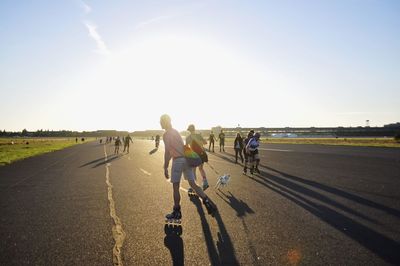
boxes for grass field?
[224,137,400,148]
[262,137,400,148]
[0,138,89,166]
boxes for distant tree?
[21,129,28,136]
[395,132,400,143]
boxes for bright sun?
[77,35,276,131]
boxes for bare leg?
[172,182,181,208]
[188,179,207,199]
[198,164,207,180]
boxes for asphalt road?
[0,140,399,265]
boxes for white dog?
[215,174,231,189]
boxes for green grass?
[223,137,400,148]
[262,137,400,148]
[0,138,87,166]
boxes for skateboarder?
[123,134,133,153]
[208,131,216,152]
[186,124,209,190]
[160,114,215,221]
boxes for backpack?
[184,144,202,167]
[246,137,259,152]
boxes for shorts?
[170,157,195,183]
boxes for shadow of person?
[246,169,400,264]
[149,148,158,155]
[92,154,122,168]
[164,224,184,266]
[216,190,255,217]
[79,156,107,168]
[189,195,239,265]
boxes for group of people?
[159,114,262,221]
[207,130,226,152]
[209,129,261,175]
[101,115,261,221]
[234,131,261,175]
[105,135,133,154]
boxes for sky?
[0,0,399,132]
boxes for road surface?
[1,140,399,265]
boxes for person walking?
[155,134,160,148]
[234,132,244,164]
[114,136,122,154]
[218,129,225,152]
[160,114,216,221]
[208,131,216,152]
[243,130,254,174]
[186,124,209,191]
[123,134,133,153]
[246,132,261,174]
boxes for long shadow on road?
[164,225,184,266]
[211,150,400,264]
[78,154,123,168]
[263,165,400,219]
[189,195,239,266]
[213,151,400,219]
[216,190,260,265]
[246,169,400,265]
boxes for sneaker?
[202,180,209,191]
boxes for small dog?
[215,174,231,189]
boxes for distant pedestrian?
[234,133,244,164]
[75,137,78,143]
[123,134,133,153]
[218,130,225,152]
[160,114,216,221]
[155,134,160,148]
[114,136,122,154]
[186,124,209,191]
[243,130,254,174]
[246,132,261,174]
[208,131,216,152]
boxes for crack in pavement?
[104,145,126,266]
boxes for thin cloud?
[135,15,174,29]
[80,1,92,14]
[84,21,110,55]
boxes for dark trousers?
[235,148,243,163]
[209,140,215,152]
